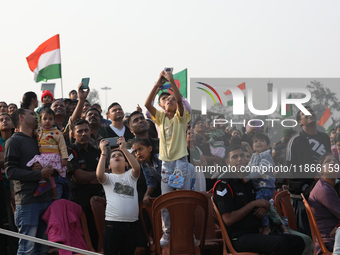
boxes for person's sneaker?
[194,234,199,246]
[34,181,51,197]
[160,233,169,247]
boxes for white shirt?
[102,170,139,222]
[109,124,125,137]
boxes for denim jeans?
[14,202,51,255]
[161,156,190,234]
[256,188,275,227]
[54,176,70,199]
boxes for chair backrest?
[195,192,219,240]
[79,211,95,252]
[211,197,260,255]
[90,196,106,253]
[139,198,156,250]
[152,190,208,255]
[301,193,332,255]
[274,190,297,231]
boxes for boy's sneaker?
[159,233,198,247]
[194,234,199,246]
[34,181,51,197]
[160,233,169,247]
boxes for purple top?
[309,178,340,252]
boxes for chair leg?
[135,246,147,255]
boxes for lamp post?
[267,81,273,135]
[101,86,112,112]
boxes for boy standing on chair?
[145,69,191,247]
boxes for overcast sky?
[1,0,340,114]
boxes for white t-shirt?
[102,170,139,222]
[109,125,125,137]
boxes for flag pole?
[59,34,64,98]
[60,78,64,99]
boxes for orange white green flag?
[224,82,246,106]
[26,34,62,83]
[317,106,333,133]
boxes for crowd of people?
[0,70,340,255]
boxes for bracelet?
[101,153,107,156]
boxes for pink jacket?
[42,199,88,255]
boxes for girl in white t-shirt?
[96,137,140,255]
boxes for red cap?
[41,90,54,102]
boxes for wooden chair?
[211,197,260,255]
[274,190,297,231]
[90,196,106,253]
[152,190,208,255]
[301,194,332,255]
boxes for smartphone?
[106,137,118,147]
[164,67,173,74]
[80,78,90,90]
[161,67,173,85]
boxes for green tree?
[87,89,100,105]
[306,80,340,125]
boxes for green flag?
[159,69,187,98]
[280,93,293,118]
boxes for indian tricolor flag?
[26,34,62,83]
[318,106,333,133]
[224,82,246,106]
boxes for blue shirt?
[246,149,275,190]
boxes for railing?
[0,228,100,255]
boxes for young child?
[145,70,191,246]
[69,89,78,101]
[132,137,162,205]
[36,90,54,114]
[27,108,68,198]
[145,89,191,120]
[96,137,140,255]
[245,132,275,235]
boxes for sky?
[1,0,340,114]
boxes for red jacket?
[42,199,88,255]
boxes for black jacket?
[5,132,52,205]
[286,130,331,195]
[105,125,134,141]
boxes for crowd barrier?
[0,228,100,255]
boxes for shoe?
[194,234,199,246]
[34,181,51,197]
[160,233,169,247]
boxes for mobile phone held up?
[80,78,90,90]
[160,67,173,89]
[106,137,118,147]
[164,67,173,74]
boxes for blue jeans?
[256,188,274,227]
[54,176,70,199]
[161,156,191,234]
[14,202,51,255]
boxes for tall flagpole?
[60,78,64,99]
[58,34,64,98]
